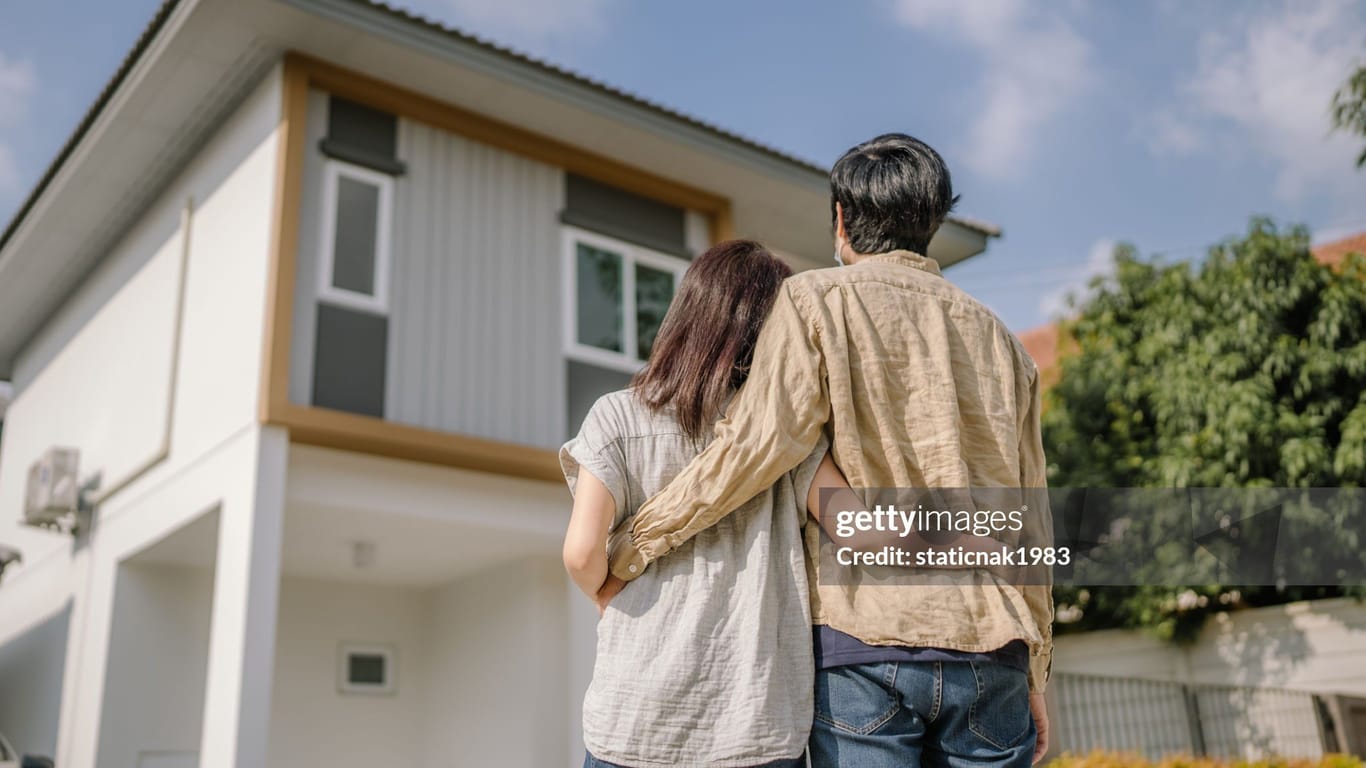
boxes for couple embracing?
[560,134,1054,768]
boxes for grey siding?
[386,117,566,449]
[292,90,740,452]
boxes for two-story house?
[0,1,997,766]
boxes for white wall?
[422,557,571,768]
[96,563,214,768]
[269,577,429,768]
[267,558,576,768]
[1054,597,1366,695]
[0,63,285,768]
[0,62,281,574]
[0,599,69,760]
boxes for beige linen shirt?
[609,250,1054,692]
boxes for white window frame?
[318,158,394,315]
[562,226,689,374]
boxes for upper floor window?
[563,226,688,374]
[318,159,393,315]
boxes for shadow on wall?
[0,600,69,761]
[1201,597,1366,691]
[1052,598,1366,757]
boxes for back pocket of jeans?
[967,661,1031,749]
[814,664,900,735]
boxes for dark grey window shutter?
[320,95,406,175]
[562,174,689,257]
[312,303,388,418]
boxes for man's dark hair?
[632,239,792,440]
[830,133,960,256]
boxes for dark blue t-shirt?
[813,625,1029,672]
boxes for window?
[318,159,393,315]
[338,643,396,695]
[563,226,687,374]
[312,158,394,417]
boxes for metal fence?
[1052,672,1331,759]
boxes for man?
[605,133,1052,767]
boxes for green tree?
[1332,63,1366,167]
[1043,219,1366,641]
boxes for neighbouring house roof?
[1018,231,1366,382]
[1312,231,1366,270]
[1018,324,1059,384]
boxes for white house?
[0,2,998,767]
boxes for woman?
[560,239,834,768]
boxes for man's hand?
[1030,692,1049,764]
[595,574,626,616]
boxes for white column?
[198,425,288,768]
[53,425,277,768]
[566,579,596,767]
[51,549,96,768]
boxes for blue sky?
[1,0,1364,331]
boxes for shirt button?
[628,565,638,573]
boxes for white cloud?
[1313,221,1366,246]
[0,52,35,126]
[891,0,1093,180]
[0,52,35,199]
[1141,110,1201,157]
[0,146,20,196]
[1039,238,1115,318]
[404,0,612,48]
[1153,0,1366,201]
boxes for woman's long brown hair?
[631,239,793,440]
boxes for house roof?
[0,0,1000,255]
[1018,231,1366,380]
[0,0,1001,380]
[1312,231,1366,270]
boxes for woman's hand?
[595,574,626,616]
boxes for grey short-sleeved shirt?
[561,389,826,768]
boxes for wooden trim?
[293,54,732,218]
[272,402,562,483]
[259,54,311,424]
[260,52,737,481]
[709,205,735,244]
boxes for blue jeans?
[585,753,804,768]
[809,661,1035,768]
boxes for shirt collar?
[857,250,942,277]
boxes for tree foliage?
[1043,219,1366,641]
[1332,63,1366,168]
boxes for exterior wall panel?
[390,116,566,449]
[1053,597,1366,695]
[291,92,567,450]
[0,67,282,568]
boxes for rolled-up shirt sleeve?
[560,394,629,527]
[608,282,830,581]
[1018,366,1055,693]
